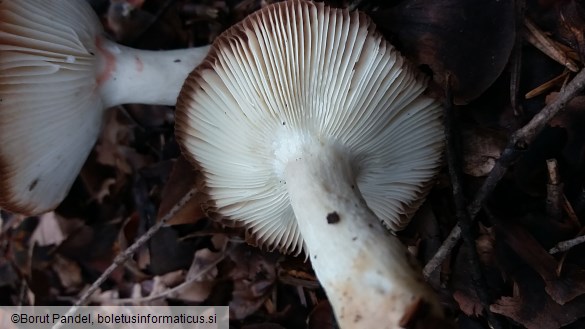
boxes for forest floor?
[2,0,585,328]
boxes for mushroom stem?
[283,143,442,328]
[97,38,210,107]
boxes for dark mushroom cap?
[372,0,516,104]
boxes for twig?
[18,277,28,306]
[546,159,563,220]
[77,187,196,305]
[510,0,526,115]
[525,18,579,72]
[105,247,229,304]
[134,0,179,44]
[525,71,570,99]
[423,225,461,279]
[424,67,585,279]
[550,234,585,254]
[439,75,503,329]
[555,226,585,275]
[53,187,197,328]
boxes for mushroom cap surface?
[176,0,444,254]
[0,0,103,214]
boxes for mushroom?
[176,1,445,328]
[371,0,516,104]
[0,0,209,214]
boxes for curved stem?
[96,38,210,107]
[283,144,442,328]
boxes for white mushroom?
[176,1,445,328]
[0,0,209,214]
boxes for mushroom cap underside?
[176,0,444,254]
[0,0,104,214]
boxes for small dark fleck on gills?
[327,212,340,224]
[29,178,39,191]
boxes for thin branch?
[106,247,229,304]
[546,159,563,220]
[77,187,196,306]
[550,235,585,254]
[525,18,579,72]
[423,225,460,279]
[52,187,197,329]
[440,75,502,329]
[425,67,585,279]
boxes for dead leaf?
[453,290,483,317]
[491,275,585,329]
[557,0,585,60]
[95,110,150,175]
[462,125,507,177]
[31,212,65,247]
[158,269,186,288]
[157,156,205,225]
[52,254,83,293]
[308,300,336,329]
[168,248,222,302]
[499,223,585,304]
[228,244,278,320]
[7,217,38,277]
[475,224,496,266]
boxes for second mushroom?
[0,0,209,214]
[176,1,446,328]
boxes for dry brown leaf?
[308,300,336,329]
[158,269,186,288]
[7,217,38,277]
[491,277,585,329]
[168,248,222,302]
[462,125,507,177]
[31,212,65,247]
[157,156,205,225]
[95,110,150,175]
[106,0,152,42]
[52,254,82,292]
[228,245,278,320]
[453,290,483,317]
[475,224,496,266]
[499,223,585,304]
[557,0,585,60]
